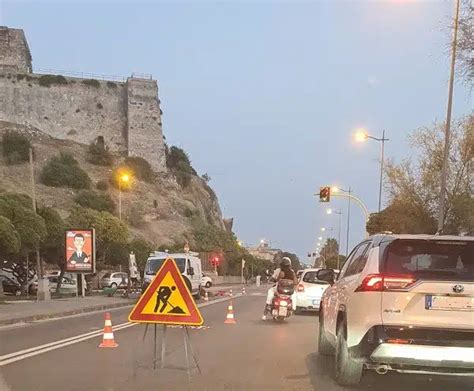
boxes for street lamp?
[332,186,352,256]
[354,128,389,212]
[118,173,130,220]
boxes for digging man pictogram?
[154,285,185,314]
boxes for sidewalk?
[0,296,135,326]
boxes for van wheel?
[318,311,335,355]
[335,321,363,386]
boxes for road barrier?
[98,312,118,348]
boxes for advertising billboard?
[65,229,95,273]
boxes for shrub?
[87,142,113,166]
[40,152,91,189]
[166,146,196,174]
[175,171,192,188]
[74,190,115,213]
[82,79,100,88]
[96,180,109,191]
[124,157,154,183]
[127,202,146,227]
[106,81,117,88]
[38,74,68,87]
[2,132,30,164]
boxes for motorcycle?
[270,279,295,321]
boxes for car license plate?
[278,307,288,316]
[425,295,473,311]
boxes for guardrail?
[34,68,127,82]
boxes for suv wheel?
[110,282,117,289]
[335,321,363,386]
[318,310,334,355]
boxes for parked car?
[100,272,129,289]
[317,234,474,386]
[295,268,329,312]
[0,275,21,296]
[47,276,77,294]
[143,251,202,299]
[201,273,213,288]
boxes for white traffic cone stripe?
[226,314,234,319]
[105,320,112,326]
[103,333,115,340]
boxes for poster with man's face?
[65,229,95,273]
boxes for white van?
[143,252,202,299]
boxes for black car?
[0,275,21,296]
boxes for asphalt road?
[0,292,473,391]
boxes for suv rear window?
[384,239,473,281]
[302,271,329,284]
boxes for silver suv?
[317,234,474,386]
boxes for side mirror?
[316,268,335,285]
[188,266,195,276]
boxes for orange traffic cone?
[224,300,237,324]
[242,286,246,295]
[99,312,118,348]
[204,291,209,302]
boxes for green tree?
[457,0,473,83]
[0,216,21,255]
[378,116,473,235]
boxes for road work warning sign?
[128,258,203,326]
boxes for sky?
[1,0,472,262]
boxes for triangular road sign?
[128,258,203,326]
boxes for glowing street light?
[354,129,368,143]
[321,227,326,232]
[318,236,323,241]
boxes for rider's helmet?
[280,257,291,268]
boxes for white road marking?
[0,294,244,366]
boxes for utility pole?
[30,147,49,301]
[345,187,352,257]
[377,130,388,212]
[438,0,461,233]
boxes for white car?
[201,274,213,288]
[100,272,129,289]
[317,234,474,386]
[295,268,329,312]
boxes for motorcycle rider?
[262,257,298,320]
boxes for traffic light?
[319,186,331,202]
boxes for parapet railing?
[34,68,127,82]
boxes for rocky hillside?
[0,121,224,248]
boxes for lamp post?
[118,173,130,220]
[354,129,389,212]
[332,186,352,256]
[438,0,461,233]
[327,208,342,269]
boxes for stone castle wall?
[0,26,166,172]
[0,27,32,73]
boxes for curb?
[0,301,135,327]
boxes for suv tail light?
[297,284,305,292]
[355,274,416,292]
